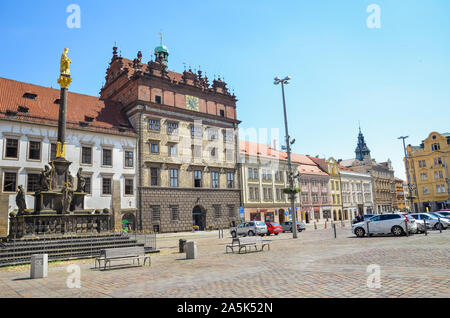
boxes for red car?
[265,222,282,236]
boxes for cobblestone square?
[0,227,449,298]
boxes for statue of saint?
[60,48,72,75]
[15,185,27,216]
[76,168,86,192]
[39,165,52,191]
[61,182,74,214]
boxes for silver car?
[230,221,268,238]
[352,213,415,237]
[410,213,449,231]
[281,221,306,233]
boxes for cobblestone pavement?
[0,227,448,298]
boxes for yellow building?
[406,132,450,212]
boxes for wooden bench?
[226,237,270,254]
[95,246,151,270]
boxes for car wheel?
[355,227,365,237]
[391,226,404,236]
[248,231,255,236]
[434,223,443,231]
[274,233,279,236]
[231,231,237,238]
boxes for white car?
[352,213,416,237]
[410,213,449,231]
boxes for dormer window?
[431,143,440,151]
[18,106,29,113]
[54,99,61,104]
[6,110,17,117]
[85,116,94,123]
[23,93,37,100]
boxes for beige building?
[239,141,301,223]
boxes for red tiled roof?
[0,77,135,136]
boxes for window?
[80,146,92,164]
[253,168,258,179]
[23,93,37,100]
[28,141,41,160]
[84,176,91,194]
[312,193,319,203]
[228,205,235,217]
[208,128,218,140]
[227,172,234,188]
[170,169,178,187]
[50,143,57,161]
[150,168,158,186]
[124,151,134,168]
[431,143,440,151]
[169,144,177,157]
[5,138,19,159]
[27,173,40,192]
[220,109,225,117]
[420,173,428,181]
[213,205,221,218]
[191,126,202,138]
[194,170,202,188]
[150,141,159,154]
[436,185,441,193]
[224,130,233,142]
[248,168,254,179]
[171,205,179,220]
[422,186,429,195]
[151,205,161,221]
[225,149,233,162]
[155,95,162,104]
[167,122,178,135]
[254,187,259,200]
[102,177,112,195]
[103,149,112,166]
[148,119,160,131]
[125,178,134,195]
[192,145,202,159]
[276,188,282,201]
[211,171,219,188]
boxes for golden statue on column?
[57,48,72,88]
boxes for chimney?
[273,139,278,150]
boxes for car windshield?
[272,222,280,226]
[438,212,449,216]
[431,213,445,218]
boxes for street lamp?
[398,136,415,212]
[274,76,298,239]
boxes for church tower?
[355,127,371,161]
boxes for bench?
[226,236,270,254]
[95,246,151,270]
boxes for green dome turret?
[154,34,169,66]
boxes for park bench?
[226,236,270,254]
[95,246,151,270]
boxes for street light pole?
[274,76,298,239]
[398,136,415,212]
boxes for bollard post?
[367,221,370,237]
[438,217,442,233]
[333,222,337,239]
[314,221,317,230]
[423,218,427,236]
[405,219,409,237]
[324,221,327,230]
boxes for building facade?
[0,77,137,236]
[99,44,241,232]
[393,178,408,211]
[341,128,395,214]
[240,141,301,223]
[339,166,374,220]
[406,131,450,212]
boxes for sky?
[0,0,449,180]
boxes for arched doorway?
[122,213,135,232]
[192,205,206,231]
[278,209,285,223]
[338,210,342,220]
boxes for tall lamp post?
[398,136,415,212]
[274,76,298,239]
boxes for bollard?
[438,217,442,233]
[333,222,337,239]
[324,221,327,230]
[314,222,317,230]
[424,218,427,236]
[367,222,370,237]
[186,241,198,259]
[179,239,187,253]
[30,254,48,279]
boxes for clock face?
[186,95,200,112]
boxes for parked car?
[428,212,450,222]
[265,222,283,236]
[410,213,449,230]
[230,221,268,238]
[437,211,450,217]
[352,214,375,224]
[281,221,306,233]
[352,213,415,237]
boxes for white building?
[0,77,137,236]
[339,167,374,220]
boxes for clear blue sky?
[1,0,449,179]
